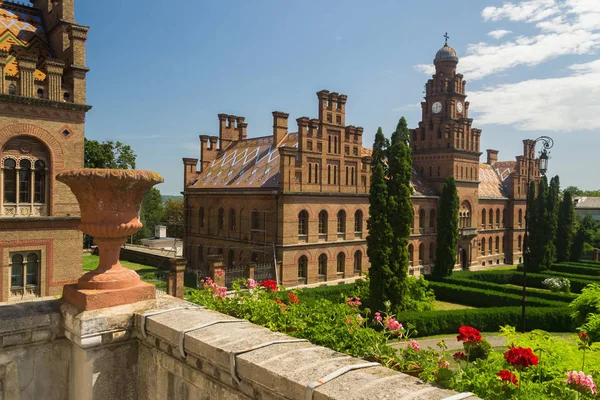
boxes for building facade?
[0,0,90,302]
[182,40,541,287]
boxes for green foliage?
[465,338,492,362]
[545,176,561,266]
[550,263,600,277]
[84,138,136,169]
[133,187,165,243]
[434,177,459,276]
[528,176,559,272]
[386,117,414,311]
[400,307,573,337]
[570,284,600,342]
[403,277,436,312]
[367,127,394,313]
[525,180,537,271]
[570,223,587,262]
[162,199,183,239]
[556,191,575,262]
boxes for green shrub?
[569,283,600,342]
[465,338,492,362]
[296,283,356,305]
[400,307,573,337]
[426,281,565,308]
[426,275,576,303]
[550,263,600,276]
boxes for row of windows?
[197,208,262,231]
[480,235,523,255]
[2,158,47,204]
[297,250,363,283]
[408,242,436,265]
[415,208,436,232]
[7,84,71,101]
[298,209,363,237]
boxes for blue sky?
[78,0,600,195]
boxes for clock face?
[456,102,463,113]
[432,101,442,114]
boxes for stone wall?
[0,296,479,400]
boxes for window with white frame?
[10,251,40,299]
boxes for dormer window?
[8,84,16,95]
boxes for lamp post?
[521,136,554,333]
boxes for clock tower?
[410,35,482,195]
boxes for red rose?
[504,346,539,368]
[457,326,482,343]
[497,370,519,386]
[260,280,278,292]
[453,351,467,361]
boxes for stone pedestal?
[208,255,225,287]
[167,258,186,299]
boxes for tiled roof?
[361,148,372,157]
[191,135,436,196]
[574,197,600,210]
[494,161,517,182]
[479,164,508,198]
[0,4,49,80]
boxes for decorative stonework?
[56,168,163,310]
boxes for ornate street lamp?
[522,136,554,333]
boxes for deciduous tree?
[84,138,136,169]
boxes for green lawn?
[83,254,159,273]
[434,301,474,310]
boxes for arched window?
[502,208,506,227]
[354,250,362,276]
[481,238,486,255]
[227,249,235,268]
[8,84,16,95]
[488,209,493,228]
[354,210,363,233]
[429,209,436,230]
[419,209,426,232]
[217,208,224,230]
[318,254,327,281]
[3,158,16,203]
[337,210,346,235]
[518,235,522,252]
[229,209,236,231]
[298,210,308,237]
[488,237,493,255]
[496,209,500,228]
[34,160,46,203]
[199,207,205,228]
[11,252,39,293]
[495,236,500,254]
[481,209,486,228]
[408,244,414,266]
[437,166,441,176]
[318,210,328,237]
[518,209,523,227]
[37,88,44,99]
[298,256,308,283]
[19,159,31,203]
[459,201,471,228]
[336,252,345,278]
[418,243,424,265]
[198,245,204,263]
[251,210,260,230]
[429,242,435,262]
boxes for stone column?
[167,258,186,299]
[207,255,225,287]
[247,262,256,281]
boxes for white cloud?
[469,58,600,131]
[488,29,512,39]
[414,64,434,75]
[482,0,561,23]
[392,103,421,112]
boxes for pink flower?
[214,269,225,278]
[439,360,450,369]
[345,315,352,325]
[565,371,598,395]
[374,312,382,322]
[346,297,362,308]
[204,277,214,288]
[213,286,227,299]
[246,279,257,289]
[408,340,421,352]
[384,317,403,333]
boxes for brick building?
[0,0,90,302]
[182,39,541,287]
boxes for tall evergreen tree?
[556,190,575,262]
[541,176,560,268]
[524,181,538,271]
[367,128,394,313]
[434,177,459,276]
[386,117,414,308]
[570,223,586,262]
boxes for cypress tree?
[570,223,586,262]
[529,176,549,272]
[524,181,538,271]
[434,177,459,276]
[367,128,394,313]
[387,117,414,309]
[541,176,560,269]
[556,190,575,262]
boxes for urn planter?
[56,168,163,310]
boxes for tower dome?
[434,35,458,64]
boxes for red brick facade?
[182,41,542,286]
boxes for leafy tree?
[133,187,165,243]
[84,138,136,169]
[434,177,459,276]
[556,190,575,262]
[367,128,394,314]
[386,117,414,309]
[564,186,583,196]
[162,199,184,239]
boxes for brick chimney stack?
[486,149,498,165]
[272,111,289,146]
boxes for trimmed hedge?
[297,283,356,305]
[426,276,576,303]
[562,261,600,269]
[400,306,573,337]
[550,263,600,277]
[427,281,564,308]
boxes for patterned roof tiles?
[494,161,517,182]
[479,164,508,198]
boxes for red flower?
[579,332,589,344]
[504,346,539,368]
[457,326,482,343]
[261,280,278,292]
[497,370,519,386]
[453,351,467,361]
[273,298,286,311]
[288,292,299,304]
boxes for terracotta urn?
[56,168,163,310]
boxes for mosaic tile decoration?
[0,5,49,80]
[479,163,509,198]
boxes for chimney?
[272,111,289,146]
[486,149,499,165]
[155,225,167,239]
[236,116,247,141]
[183,157,198,188]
